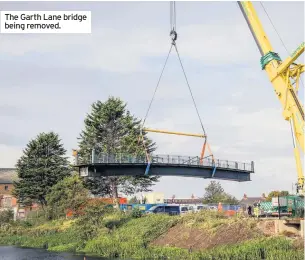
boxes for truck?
[260,196,304,218]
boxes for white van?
[180,205,189,214]
[180,205,207,213]
[194,205,208,212]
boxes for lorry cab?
[146,204,180,215]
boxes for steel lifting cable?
[173,44,207,137]
[142,44,173,128]
[141,1,209,162]
[259,2,289,55]
[170,2,176,32]
[139,44,173,164]
[170,1,178,43]
[142,1,177,129]
[139,45,173,164]
[170,0,207,137]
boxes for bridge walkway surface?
[74,153,254,182]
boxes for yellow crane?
[238,2,304,194]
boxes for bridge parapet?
[76,152,254,173]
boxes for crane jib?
[237,1,264,56]
[238,1,304,193]
[290,89,304,121]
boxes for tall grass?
[83,212,303,260]
[0,218,81,252]
[84,213,178,258]
[194,237,304,260]
[180,210,257,232]
[1,209,303,259]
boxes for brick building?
[0,168,41,219]
[239,193,267,209]
[164,194,203,204]
[0,168,17,194]
[0,168,18,208]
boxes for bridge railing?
[88,153,254,172]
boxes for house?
[144,192,164,204]
[164,194,203,204]
[239,193,267,209]
[0,168,41,220]
[0,168,17,196]
[0,168,18,208]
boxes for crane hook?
[170,29,177,45]
[170,1,177,45]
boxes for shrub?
[75,201,114,241]
[131,208,143,218]
[0,209,14,224]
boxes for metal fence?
[85,152,254,172]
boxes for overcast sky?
[0,1,304,199]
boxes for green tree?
[128,196,139,204]
[203,181,238,204]
[78,97,159,199]
[266,191,290,202]
[46,174,89,218]
[75,200,114,241]
[13,132,71,208]
[203,181,224,203]
[222,193,239,204]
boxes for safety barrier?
[81,152,254,172]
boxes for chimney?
[171,195,175,203]
[243,193,247,200]
[262,193,266,199]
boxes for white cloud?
[0,145,23,168]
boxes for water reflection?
[0,246,109,260]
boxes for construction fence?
[258,196,304,218]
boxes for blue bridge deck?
[75,153,254,182]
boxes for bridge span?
[74,153,254,182]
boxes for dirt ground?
[151,218,304,250]
[151,221,263,250]
[292,237,305,250]
[257,220,276,236]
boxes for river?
[0,246,114,260]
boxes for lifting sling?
[139,1,216,176]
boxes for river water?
[0,246,112,260]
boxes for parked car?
[177,204,208,213]
[146,204,180,215]
[195,204,209,212]
[208,205,218,211]
[180,205,189,214]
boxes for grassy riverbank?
[0,210,303,259]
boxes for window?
[154,206,164,213]
[180,207,188,212]
[4,185,8,191]
[167,206,179,215]
[164,206,171,213]
[148,206,158,211]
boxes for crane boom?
[238,1,305,194]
